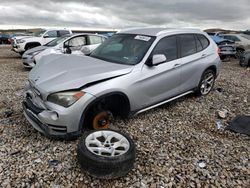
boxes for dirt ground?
[0,45,249,188]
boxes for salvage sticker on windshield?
[134,35,151,41]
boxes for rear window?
[197,34,210,49]
[59,30,70,37]
[222,35,241,42]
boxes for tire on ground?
[77,129,136,179]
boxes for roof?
[118,27,202,36]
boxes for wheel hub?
[93,111,113,130]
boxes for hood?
[29,55,133,96]
[24,46,49,55]
[13,36,31,40]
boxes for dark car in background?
[0,33,10,44]
[208,34,236,60]
[8,33,32,45]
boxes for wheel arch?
[205,65,217,76]
[79,91,131,131]
[24,42,41,50]
[236,46,245,52]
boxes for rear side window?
[197,34,210,49]
[89,36,103,44]
[58,30,70,37]
[180,34,196,57]
[151,35,178,62]
[195,35,203,52]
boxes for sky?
[0,0,249,30]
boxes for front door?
[133,35,182,109]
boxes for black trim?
[25,97,43,114]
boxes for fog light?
[51,112,59,121]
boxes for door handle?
[201,54,207,58]
[173,63,181,68]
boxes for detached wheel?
[77,129,136,179]
[196,69,215,96]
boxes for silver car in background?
[22,34,107,68]
[23,27,221,139]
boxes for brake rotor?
[92,111,113,130]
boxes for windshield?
[90,34,155,65]
[45,35,70,47]
[33,30,46,37]
[241,34,250,40]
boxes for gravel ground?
[0,45,249,188]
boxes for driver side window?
[65,37,86,49]
[151,36,178,62]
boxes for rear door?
[178,34,210,92]
[136,35,181,108]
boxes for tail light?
[217,47,221,55]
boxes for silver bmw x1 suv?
[23,27,221,139]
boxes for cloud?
[0,0,249,30]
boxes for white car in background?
[22,34,107,68]
[12,28,72,55]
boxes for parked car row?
[22,33,107,68]
[12,28,72,55]
[0,32,31,44]
[21,27,221,139]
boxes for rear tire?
[196,69,216,96]
[236,49,244,59]
[239,59,250,67]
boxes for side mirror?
[43,34,49,38]
[64,46,72,54]
[81,46,91,55]
[147,54,167,66]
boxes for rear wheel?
[196,69,215,96]
[236,49,244,59]
[239,58,250,67]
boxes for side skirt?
[133,90,194,116]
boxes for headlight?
[16,39,25,44]
[29,50,42,57]
[47,91,85,107]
